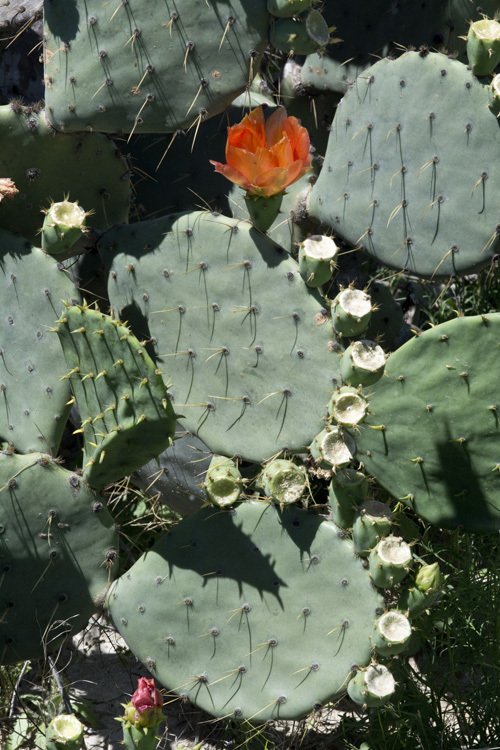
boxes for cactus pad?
[0,233,79,455]
[55,304,176,488]
[44,0,270,134]
[0,452,117,664]
[107,500,383,721]
[102,211,342,463]
[356,314,500,532]
[309,51,500,278]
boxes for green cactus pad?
[55,304,176,488]
[101,211,342,463]
[107,500,383,721]
[356,314,500,532]
[0,452,117,665]
[44,0,270,134]
[309,51,500,278]
[0,104,130,245]
[0,232,80,454]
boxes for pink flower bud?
[132,677,163,713]
[124,678,164,728]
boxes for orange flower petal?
[226,145,278,185]
[282,117,311,163]
[270,136,294,169]
[228,107,267,152]
[224,147,254,183]
[209,160,252,191]
[264,107,287,147]
[254,157,312,196]
[283,158,306,186]
[254,167,292,196]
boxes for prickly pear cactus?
[309,51,500,278]
[102,210,343,463]
[0,451,118,664]
[0,232,80,455]
[356,314,500,532]
[44,0,270,134]
[0,103,130,244]
[54,304,176,488]
[107,500,384,721]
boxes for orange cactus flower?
[210,105,312,198]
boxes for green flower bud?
[415,562,444,594]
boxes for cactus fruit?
[352,501,393,558]
[106,501,385,722]
[356,314,500,532]
[45,715,85,750]
[369,536,413,589]
[329,386,368,427]
[204,455,243,507]
[54,303,176,489]
[309,426,356,471]
[41,200,89,256]
[298,235,337,288]
[347,664,396,709]
[398,562,444,618]
[371,611,412,657]
[341,340,386,388]
[332,289,372,338]
[0,451,118,664]
[244,192,285,233]
[309,51,500,278]
[490,73,500,116]
[466,19,500,76]
[259,458,308,504]
[102,210,343,463]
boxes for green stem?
[122,724,163,750]
[244,192,283,233]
